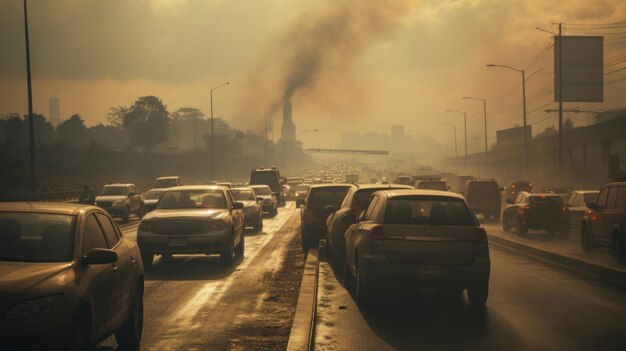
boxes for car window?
[606,187,619,209]
[231,190,256,201]
[308,187,350,206]
[95,213,120,248]
[597,188,609,208]
[158,189,227,209]
[384,196,475,226]
[514,193,523,204]
[340,189,354,209]
[566,193,577,207]
[101,186,128,196]
[615,187,626,209]
[529,196,564,207]
[583,192,599,206]
[252,187,271,196]
[226,191,236,207]
[83,214,108,254]
[368,196,386,221]
[362,196,379,220]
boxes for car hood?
[143,208,229,221]
[0,261,73,303]
[96,195,126,202]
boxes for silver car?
[96,183,144,223]
[137,186,245,267]
[343,189,490,306]
[143,188,168,212]
[249,185,278,217]
[230,187,264,233]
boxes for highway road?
[316,234,626,351]
[99,203,303,350]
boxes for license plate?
[415,265,447,276]
[168,238,188,247]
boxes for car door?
[592,187,610,242]
[95,212,135,327]
[227,191,244,244]
[82,212,118,338]
[346,195,380,272]
[603,186,626,242]
[130,185,140,213]
[567,193,581,228]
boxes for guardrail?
[0,190,83,202]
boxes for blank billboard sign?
[496,125,532,143]
[554,36,603,102]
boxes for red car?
[502,192,570,237]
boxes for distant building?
[595,109,626,124]
[391,125,405,154]
[280,100,296,142]
[49,97,61,126]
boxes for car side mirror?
[506,198,513,204]
[256,196,264,202]
[83,248,117,265]
[233,202,244,210]
[324,205,336,215]
[343,213,357,226]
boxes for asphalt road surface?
[99,203,303,350]
[316,239,626,350]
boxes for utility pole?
[443,123,458,161]
[23,0,36,191]
[264,105,268,164]
[522,69,528,175]
[557,22,564,178]
[462,97,488,164]
[445,110,467,157]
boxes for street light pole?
[486,64,529,176]
[445,109,467,157]
[442,123,458,161]
[462,96,488,164]
[210,82,229,180]
[23,0,36,191]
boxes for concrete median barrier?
[287,246,320,351]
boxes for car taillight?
[370,225,384,246]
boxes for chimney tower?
[280,100,296,142]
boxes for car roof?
[309,183,353,189]
[164,185,227,191]
[529,192,561,197]
[104,183,132,187]
[604,182,626,187]
[248,184,271,188]
[0,202,100,215]
[354,184,413,190]
[156,176,180,180]
[375,189,465,200]
[231,187,253,191]
[572,190,600,193]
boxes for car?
[294,183,311,206]
[230,187,264,233]
[457,175,475,193]
[154,176,182,188]
[565,190,599,232]
[249,185,278,216]
[137,185,245,267]
[217,182,233,188]
[325,184,413,266]
[143,188,168,212]
[0,202,144,350]
[544,187,571,202]
[249,166,286,206]
[394,176,412,185]
[502,192,570,237]
[414,179,448,191]
[464,179,503,221]
[95,183,145,223]
[580,182,626,261]
[508,180,532,199]
[285,177,305,200]
[342,189,490,306]
[301,183,352,252]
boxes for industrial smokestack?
[281,100,296,142]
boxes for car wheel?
[612,232,626,263]
[66,310,90,351]
[141,252,154,269]
[138,205,145,219]
[468,280,489,307]
[516,217,527,236]
[502,215,510,232]
[355,258,371,305]
[236,232,245,257]
[253,214,263,233]
[581,224,595,252]
[221,233,235,265]
[272,205,278,217]
[123,206,131,223]
[115,282,144,348]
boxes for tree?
[122,96,170,151]
[87,124,127,150]
[32,114,54,145]
[106,106,129,127]
[2,113,26,146]
[56,114,87,149]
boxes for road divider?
[287,246,320,351]
[488,233,626,289]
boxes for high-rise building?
[49,97,61,126]
[280,100,296,142]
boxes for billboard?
[554,36,604,102]
[496,125,532,143]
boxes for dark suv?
[250,167,286,206]
[502,192,570,237]
[464,179,502,221]
[301,184,352,252]
[581,182,626,261]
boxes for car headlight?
[113,199,125,206]
[139,221,154,232]
[211,220,227,231]
[4,295,61,320]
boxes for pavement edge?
[488,234,626,289]
[287,246,320,351]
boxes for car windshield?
[513,182,532,192]
[100,186,127,196]
[155,178,178,187]
[231,190,255,201]
[384,196,475,226]
[584,192,599,205]
[252,187,271,195]
[353,188,403,209]
[250,172,279,186]
[157,189,226,209]
[309,187,350,205]
[529,196,563,207]
[145,190,165,200]
[0,212,75,262]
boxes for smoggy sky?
[1,0,626,155]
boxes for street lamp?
[297,129,319,174]
[486,63,529,176]
[442,123,458,161]
[23,0,36,191]
[445,109,467,157]
[462,96,488,164]
[210,82,230,180]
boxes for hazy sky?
[1,0,625,154]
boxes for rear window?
[529,196,563,207]
[469,181,499,193]
[583,192,599,205]
[513,182,532,192]
[308,187,350,205]
[384,196,475,226]
[417,181,447,191]
[252,187,271,196]
[250,171,279,186]
[231,190,255,201]
[155,178,179,188]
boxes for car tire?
[115,282,144,349]
[516,217,527,236]
[221,233,235,265]
[253,214,263,233]
[581,224,595,252]
[141,252,153,269]
[123,206,131,223]
[138,205,145,219]
[236,232,245,257]
[355,258,371,305]
[66,309,90,351]
[612,232,626,263]
[468,281,489,307]
[272,205,278,217]
[502,215,511,232]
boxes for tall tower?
[280,100,296,142]
[49,97,61,126]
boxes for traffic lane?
[316,245,626,351]
[98,203,298,350]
